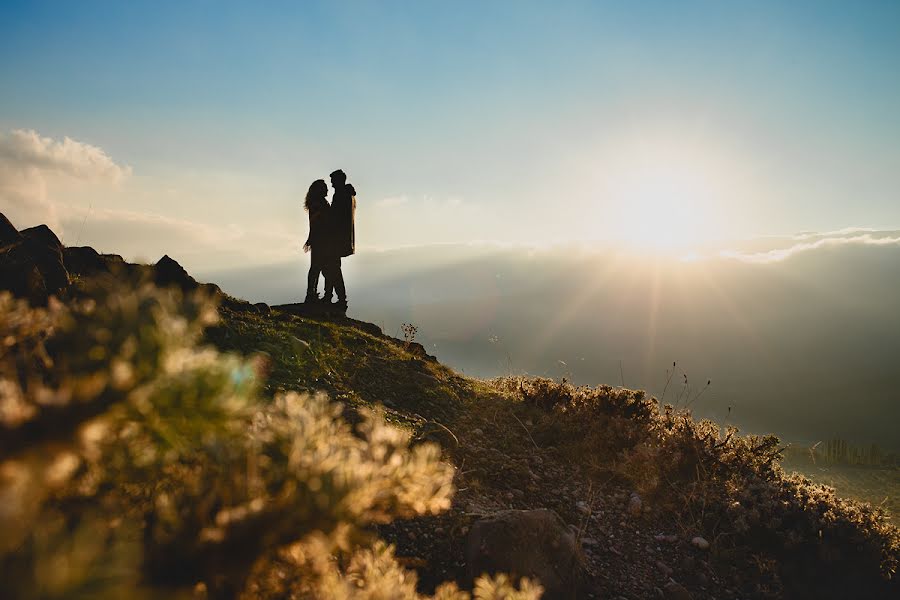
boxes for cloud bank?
[0,128,132,230]
[720,230,900,264]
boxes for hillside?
[1,213,898,599]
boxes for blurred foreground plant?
[0,279,539,600]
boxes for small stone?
[663,579,693,600]
[691,536,710,550]
[576,500,591,515]
[581,537,598,546]
[472,428,484,436]
[655,534,678,543]
[627,492,643,517]
[656,560,673,578]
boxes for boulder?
[20,225,69,293]
[0,218,68,304]
[0,213,21,247]
[154,254,198,291]
[63,246,110,276]
[466,509,584,598]
[0,250,47,304]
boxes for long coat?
[331,184,356,257]
[306,198,331,250]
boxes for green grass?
[205,307,478,430]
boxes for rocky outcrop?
[63,246,111,277]
[466,508,585,598]
[0,217,69,304]
[1,216,344,323]
[0,213,21,247]
[19,225,69,293]
[0,215,218,306]
[154,254,198,291]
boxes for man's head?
[330,169,347,188]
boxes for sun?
[603,153,724,256]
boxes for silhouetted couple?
[304,169,356,310]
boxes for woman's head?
[304,179,328,211]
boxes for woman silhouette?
[303,179,331,303]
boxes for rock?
[272,301,347,318]
[20,225,69,293]
[466,509,584,598]
[0,252,46,304]
[627,492,643,517]
[656,560,673,578]
[63,246,110,276]
[576,500,591,515]
[199,283,223,299]
[253,302,271,314]
[691,536,709,550]
[654,534,678,543]
[663,579,692,600]
[154,254,198,291]
[0,213,22,246]
[0,218,68,304]
[346,318,382,337]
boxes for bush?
[0,280,539,600]
[493,376,899,598]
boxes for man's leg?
[321,254,335,302]
[333,257,346,304]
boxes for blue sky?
[1,1,899,267]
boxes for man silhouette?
[325,169,355,310]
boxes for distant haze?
[202,232,900,451]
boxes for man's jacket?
[331,184,356,257]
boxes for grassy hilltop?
[0,216,897,599]
[208,300,900,599]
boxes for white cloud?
[0,129,131,182]
[720,231,900,264]
[0,128,298,270]
[375,195,409,208]
[0,128,132,230]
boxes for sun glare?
[604,153,724,257]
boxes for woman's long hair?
[304,179,328,211]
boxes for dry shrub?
[494,376,899,598]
